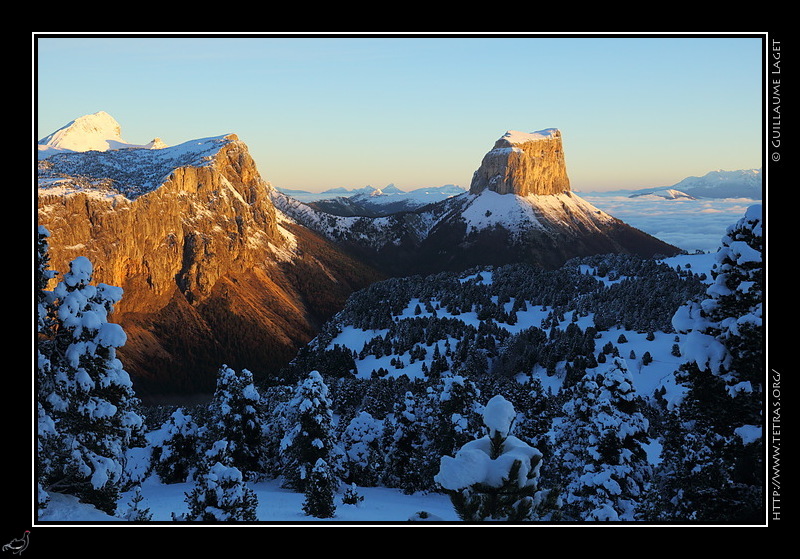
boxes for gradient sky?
[35,33,765,192]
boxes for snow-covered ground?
[38,477,460,524]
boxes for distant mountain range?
[581,168,762,200]
[277,184,467,217]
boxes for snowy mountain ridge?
[38,132,241,200]
[38,111,167,159]
[621,168,762,200]
[628,189,697,201]
[279,183,468,216]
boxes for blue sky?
[35,34,764,192]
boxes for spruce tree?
[39,253,147,515]
[382,390,431,494]
[150,408,204,484]
[302,459,337,518]
[430,374,483,466]
[207,365,264,480]
[280,370,338,493]
[36,227,58,515]
[340,411,384,487]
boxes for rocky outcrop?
[469,129,570,196]
[38,134,281,311]
[37,134,382,400]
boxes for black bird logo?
[2,531,29,555]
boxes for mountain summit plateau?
[469,129,570,196]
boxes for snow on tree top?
[482,395,517,437]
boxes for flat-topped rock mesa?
[469,129,570,196]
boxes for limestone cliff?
[469,129,570,196]
[37,132,382,400]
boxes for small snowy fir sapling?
[120,486,152,522]
[341,483,364,506]
[302,458,337,518]
[184,440,258,522]
[150,408,204,484]
[434,395,559,521]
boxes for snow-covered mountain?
[37,112,382,397]
[671,168,762,198]
[622,169,762,200]
[38,110,167,159]
[279,183,467,216]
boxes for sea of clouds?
[578,192,762,254]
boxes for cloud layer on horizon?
[580,194,760,254]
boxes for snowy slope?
[38,132,238,200]
[457,189,618,237]
[276,187,621,247]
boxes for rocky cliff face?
[37,133,382,400]
[38,134,281,312]
[469,129,570,196]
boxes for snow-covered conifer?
[40,254,147,515]
[554,359,651,521]
[657,205,764,522]
[302,458,337,518]
[341,411,384,487]
[435,395,559,521]
[430,374,483,462]
[280,370,338,492]
[206,365,264,480]
[150,408,204,484]
[184,440,258,521]
[381,391,431,494]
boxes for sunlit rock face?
[37,130,381,398]
[469,129,571,196]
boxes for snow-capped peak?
[381,183,405,194]
[38,111,167,159]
